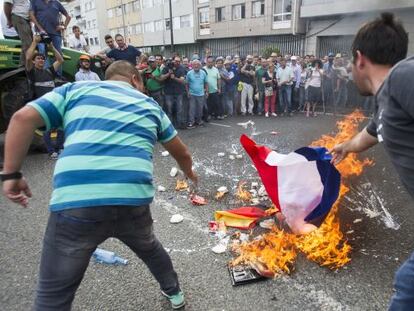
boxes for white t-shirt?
[69,35,88,51]
[4,0,30,20]
[308,68,323,88]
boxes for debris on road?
[215,207,267,229]
[260,219,275,229]
[217,152,225,157]
[170,167,178,177]
[229,155,235,160]
[175,179,189,191]
[190,194,208,205]
[92,248,128,265]
[170,214,184,224]
[157,185,166,192]
[353,219,363,223]
[236,154,243,159]
[215,186,229,200]
[161,151,170,157]
[236,181,252,202]
[237,120,255,129]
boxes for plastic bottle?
[92,248,128,265]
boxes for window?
[155,20,163,31]
[142,0,154,8]
[129,25,135,35]
[252,1,265,17]
[273,0,292,22]
[154,0,163,6]
[91,1,95,9]
[110,29,116,38]
[94,37,99,45]
[133,0,141,11]
[124,3,132,13]
[215,7,225,22]
[115,6,122,16]
[89,38,94,45]
[117,27,125,36]
[92,19,97,29]
[144,21,155,32]
[232,4,245,20]
[180,14,193,28]
[107,9,113,18]
[198,0,209,3]
[198,7,210,35]
[165,18,171,30]
[135,24,142,34]
[87,21,91,29]
[173,16,180,29]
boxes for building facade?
[194,0,305,57]
[300,0,414,57]
[65,0,108,54]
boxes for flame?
[215,191,227,200]
[236,181,253,202]
[231,111,372,276]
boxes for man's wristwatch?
[1,171,23,182]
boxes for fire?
[231,111,372,276]
[236,181,253,202]
[175,179,189,191]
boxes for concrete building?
[194,0,305,57]
[65,0,108,54]
[300,0,414,57]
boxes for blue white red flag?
[240,135,341,230]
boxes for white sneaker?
[265,112,269,117]
[271,113,278,117]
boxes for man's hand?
[330,141,351,165]
[56,25,65,32]
[33,34,42,44]
[3,178,32,208]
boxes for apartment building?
[194,0,305,57]
[105,0,197,56]
[300,0,414,57]
[65,0,108,54]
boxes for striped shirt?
[28,80,177,211]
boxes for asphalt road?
[1,113,413,311]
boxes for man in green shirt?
[144,56,164,107]
[255,58,268,115]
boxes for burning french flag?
[240,135,341,233]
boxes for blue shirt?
[107,46,141,65]
[27,80,177,211]
[30,0,67,36]
[186,69,207,96]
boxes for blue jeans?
[224,89,235,116]
[188,95,205,124]
[164,94,185,128]
[37,34,63,75]
[389,251,414,310]
[257,89,265,114]
[280,85,292,113]
[34,206,180,311]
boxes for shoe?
[265,112,269,117]
[49,152,59,160]
[271,113,278,117]
[241,112,246,116]
[161,290,185,309]
[217,116,224,120]
[187,123,196,129]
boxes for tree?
[262,46,280,59]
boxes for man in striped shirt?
[2,61,197,310]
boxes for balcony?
[301,0,414,18]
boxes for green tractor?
[0,38,103,147]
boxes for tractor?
[0,38,104,148]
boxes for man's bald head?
[105,60,143,91]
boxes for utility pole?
[168,0,174,54]
[120,0,127,40]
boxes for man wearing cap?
[75,55,100,82]
[240,55,256,115]
[144,56,164,108]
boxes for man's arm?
[25,35,41,70]
[162,136,198,184]
[330,127,378,165]
[29,10,45,33]
[49,43,64,72]
[240,64,248,75]
[4,2,13,27]
[2,106,45,207]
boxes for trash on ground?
[157,185,166,192]
[236,181,252,202]
[228,265,266,286]
[208,221,218,233]
[353,219,363,223]
[175,179,189,191]
[215,186,229,200]
[92,248,128,265]
[260,218,275,229]
[190,194,208,205]
[236,154,243,159]
[170,214,184,224]
[258,185,267,197]
[218,152,225,157]
[229,155,235,160]
[270,131,280,135]
[161,151,170,157]
[237,120,255,129]
[215,206,267,229]
[212,236,230,254]
[251,182,259,188]
[170,167,178,177]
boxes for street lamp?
[168,0,174,53]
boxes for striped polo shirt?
[28,80,177,211]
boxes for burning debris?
[235,181,253,202]
[230,111,372,277]
[175,179,189,191]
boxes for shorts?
[308,86,322,103]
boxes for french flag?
[240,135,341,231]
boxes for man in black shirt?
[106,34,141,66]
[26,34,63,98]
[240,55,255,115]
[160,56,187,129]
[331,13,414,310]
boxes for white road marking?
[209,122,232,128]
